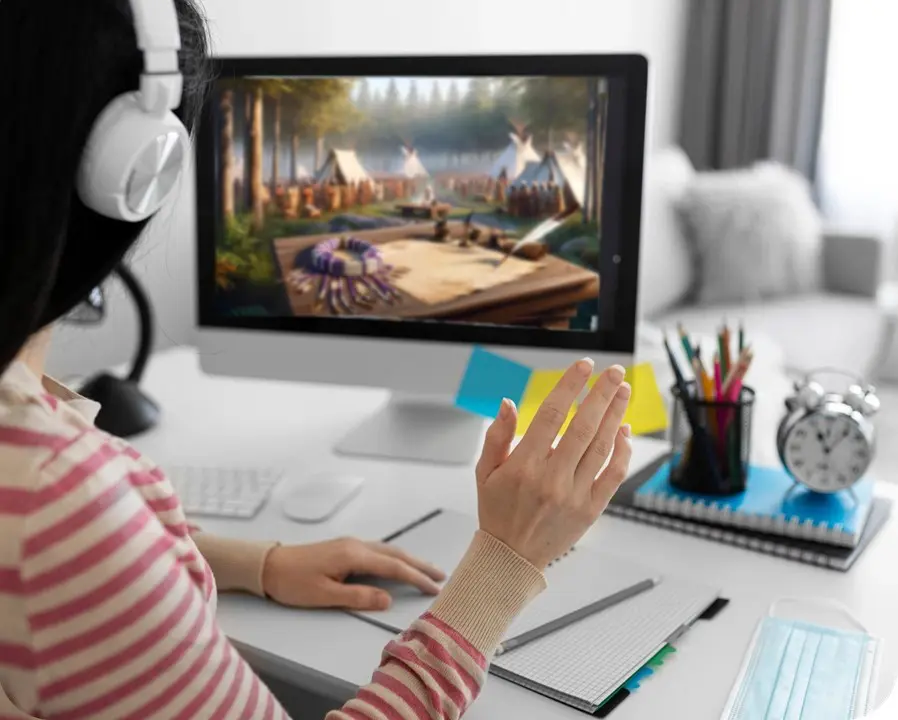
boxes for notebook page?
[352,509,656,640]
[492,576,719,709]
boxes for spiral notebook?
[633,460,875,548]
[608,455,892,572]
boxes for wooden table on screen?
[271,221,599,328]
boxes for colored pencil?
[694,349,715,435]
[713,355,723,401]
[663,336,701,430]
[663,335,718,480]
[722,347,754,400]
[713,355,725,456]
[738,323,745,353]
[721,325,732,380]
[677,324,695,364]
[691,357,705,399]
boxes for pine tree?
[406,79,421,111]
[383,78,402,120]
[446,80,461,110]
[356,78,372,111]
[428,82,444,114]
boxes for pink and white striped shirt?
[0,361,544,719]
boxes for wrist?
[429,530,546,656]
[193,533,280,598]
[260,543,283,598]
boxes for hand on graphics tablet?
[262,538,445,611]
[475,359,633,570]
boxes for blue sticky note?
[455,347,532,418]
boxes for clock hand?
[826,427,852,454]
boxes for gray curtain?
[679,0,832,179]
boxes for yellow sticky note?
[514,362,668,439]
[622,363,668,436]
[515,369,576,438]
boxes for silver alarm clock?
[777,370,879,494]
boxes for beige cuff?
[429,531,546,656]
[192,533,280,597]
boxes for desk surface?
[131,348,898,719]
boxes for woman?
[0,2,634,718]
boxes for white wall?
[47,0,689,379]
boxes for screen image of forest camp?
[214,76,610,331]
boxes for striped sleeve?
[13,429,291,720]
[328,532,545,720]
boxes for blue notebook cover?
[633,461,875,548]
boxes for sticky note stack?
[454,347,669,437]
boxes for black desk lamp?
[78,262,160,438]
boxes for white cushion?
[677,162,824,304]
[637,147,696,318]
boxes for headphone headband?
[130,0,182,113]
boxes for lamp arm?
[113,263,154,385]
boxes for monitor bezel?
[196,54,647,353]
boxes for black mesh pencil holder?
[669,382,755,496]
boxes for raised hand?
[475,359,632,569]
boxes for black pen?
[382,508,442,543]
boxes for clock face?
[784,412,871,492]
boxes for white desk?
[131,348,898,719]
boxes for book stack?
[607,455,892,571]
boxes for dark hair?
[0,0,210,375]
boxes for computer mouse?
[282,471,365,523]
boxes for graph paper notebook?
[351,509,657,643]
[491,576,721,714]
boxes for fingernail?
[577,357,595,376]
[617,382,632,399]
[376,593,391,609]
[621,424,632,437]
[498,398,510,419]
[608,365,625,384]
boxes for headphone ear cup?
[77,92,189,222]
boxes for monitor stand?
[334,394,487,466]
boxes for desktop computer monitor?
[195,55,648,464]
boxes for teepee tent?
[510,150,587,208]
[489,131,540,182]
[513,160,542,186]
[560,141,586,167]
[314,149,371,185]
[395,144,430,178]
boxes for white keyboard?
[167,466,282,519]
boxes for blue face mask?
[722,600,880,720]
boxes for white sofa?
[636,147,890,379]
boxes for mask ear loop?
[769,597,869,633]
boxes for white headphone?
[76,0,189,222]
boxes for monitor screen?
[197,56,647,353]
